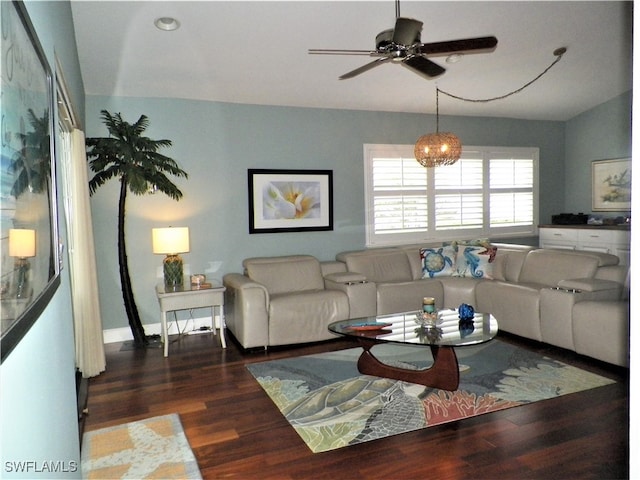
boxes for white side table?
[155,282,227,357]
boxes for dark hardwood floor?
[84,330,629,480]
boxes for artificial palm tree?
[10,108,56,279]
[11,108,51,197]
[86,110,188,347]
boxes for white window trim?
[364,144,539,247]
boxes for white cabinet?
[539,226,630,265]
[538,228,578,250]
[577,229,614,254]
[609,230,632,265]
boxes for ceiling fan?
[309,0,498,80]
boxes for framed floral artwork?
[592,158,631,212]
[248,169,333,233]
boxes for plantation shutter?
[364,144,538,246]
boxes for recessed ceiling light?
[445,53,463,64]
[154,17,180,31]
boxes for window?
[364,144,539,246]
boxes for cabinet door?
[577,229,613,244]
[579,244,610,254]
[539,228,578,249]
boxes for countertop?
[539,224,630,231]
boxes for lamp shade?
[414,132,462,168]
[9,229,36,258]
[152,227,190,255]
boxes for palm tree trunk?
[118,178,147,346]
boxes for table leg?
[355,339,459,391]
[161,310,169,358]
[219,305,227,348]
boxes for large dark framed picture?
[0,1,60,362]
[248,169,333,233]
[592,158,631,212]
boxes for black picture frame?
[248,169,333,234]
[0,1,60,363]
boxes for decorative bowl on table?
[415,311,443,328]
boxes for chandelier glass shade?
[414,132,462,168]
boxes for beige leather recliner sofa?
[334,244,629,367]
[223,255,351,349]
[223,245,629,367]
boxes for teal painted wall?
[85,95,566,332]
[0,1,631,473]
[565,90,632,214]
[0,1,82,478]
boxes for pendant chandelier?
[414,47,567,168]
[414,88,461,168]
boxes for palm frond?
[86,109,188,200]
[131,115,150,137]
[88,166,121,195]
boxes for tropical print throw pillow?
[420,246,457,278]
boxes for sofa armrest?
[324,272,376,318]
[573,300,630,367]
[557,278,622,299]
[540,278,624,351]
[222,273,270,349]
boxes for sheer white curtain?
[63,129,106,377]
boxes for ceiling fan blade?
[417,36,498,56]
[309,49,379,56]
[402,56,446,78]
[339,56,393,80]
[392,17,423,45]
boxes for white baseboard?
[103,315,220,344]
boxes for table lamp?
[9,228,36,299]
[152,227,190,288]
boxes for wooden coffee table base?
[356,338,460,391]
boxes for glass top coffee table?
[328,309,498,391]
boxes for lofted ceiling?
[70,1,633,122]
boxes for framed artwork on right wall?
[591,157,632,211]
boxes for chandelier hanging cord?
[438,47,567,103]
[435,88,440,132]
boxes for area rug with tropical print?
[246,340,615,453]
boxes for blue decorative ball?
[458,303,475,321]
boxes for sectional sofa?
[223,242,629,366]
